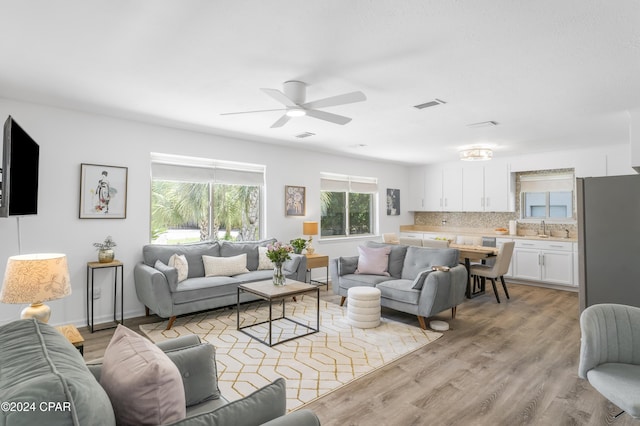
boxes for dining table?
[450,243,499,298]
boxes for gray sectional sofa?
[135,239,307,329]
[330,241,467,329]
[0,318,319,426]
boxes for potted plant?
[290,238,308,254]
[93,235,117,263]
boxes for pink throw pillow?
[355,245,391,276]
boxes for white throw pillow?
[169,254,189,282]
[203,254,250,277]
[257,246,274,270]
[355,245,391,276]
[99,325,186,426]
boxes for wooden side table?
[55,324,85,355]
[305,253,329,289]
[87,260,124,333]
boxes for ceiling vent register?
[413,99,447,109]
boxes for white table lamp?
[0,253,72,323]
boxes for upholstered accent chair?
[579,303,640,419]
[469,241,515,303]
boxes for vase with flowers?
[93,235,117,263]
[266,241,293,286]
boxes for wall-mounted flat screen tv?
[0,116,40,217]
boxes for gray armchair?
[578,303,640,419]
[88,334,320,426]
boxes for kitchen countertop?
[399,225,578,242]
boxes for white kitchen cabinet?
[541,249,574,284]
[462,163,513,212]
[462,165,484,211]
[512,240,574,286]
[408,166,426,211]
[423,165,462,211]
[423,167,444,211]
[442,166,463,211]
[483,164,512,211]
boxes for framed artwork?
[79,163,128,219]
[285,185,306,216]
[386,188,400,216]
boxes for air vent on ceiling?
[413,99,446,109]
[467,120,499,128]
[295,132,315,139]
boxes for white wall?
[0,98,413,326]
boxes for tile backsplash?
[413,211,577,238]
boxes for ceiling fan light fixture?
[286,108,306,117]
[459,148,493,161]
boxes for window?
[150,153,264,244]
[320,173,377,238]
[520,172,574,220]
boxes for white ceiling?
[1,1,639,164]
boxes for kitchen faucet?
[540,220,546,236]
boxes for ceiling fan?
[220,80,366,128]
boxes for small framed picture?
[386,188,400,215]
[79,163,128,219]
[285,185,305,216]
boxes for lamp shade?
[303,221,319,236]
[1,253,71,304]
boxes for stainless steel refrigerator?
[577,174,640,311]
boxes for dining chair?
[469,241,515,303]
[422,239,450,248]
[399,237,423,247]
[382,233,400,244]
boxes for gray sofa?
[135,239,307,329]
[0,319,319,426]
[330,242,467,329]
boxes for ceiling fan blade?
[302,91,366,110]
[261,88,297,107]
[305,109,352,125]
[270,115,292,128]
[220,108,286,116]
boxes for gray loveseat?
[330,242,467,329]
[135,239,308,329]
[0,319,319,426]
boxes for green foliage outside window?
[321,191,373,237]
[151,180,260,243]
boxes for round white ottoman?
[347,286,381,328]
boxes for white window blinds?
[520,173,574,192]
[320,173,378,193]
[151,153,265,185]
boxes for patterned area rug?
[139,296,442,411]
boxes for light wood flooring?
[80,283,638,426]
